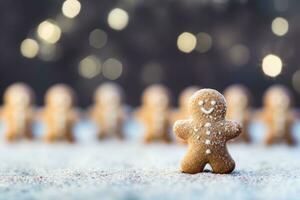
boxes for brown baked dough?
[173,89,241,174]
[42,84,78,142]
[2,83,35,141]
[90,83,125,140]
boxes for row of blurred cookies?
[0,82,298,145]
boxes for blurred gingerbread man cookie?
[262,85,296,145]
[172,86,200,144]
[90,83,125,140]
[173,89,241,174]
[42,84,78,142]
[136,84,172,143]
[224,84,251,143]
[1,83,35,141]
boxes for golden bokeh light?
[107,8,129,31]
[271,17,289,36]
[62,0,81,19]
[177,32,197,53]
[78,55,101,79]
[20,38,39,59]
[102,58,123,80]
[262,54,283,77]
[292,70,300,93]
[196,32,212,53]
[89,29,108,49]
[37,20,62,44]
[229,44,250,66]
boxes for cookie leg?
[181,151,207,174]
[285,132,296,146]
[209,154,235,174]
[25,127,33,140]
[143,132,153,143]
[5,130,17,142]
[264,132,275,146]
[66,132,75,143]
[44,132,56,142]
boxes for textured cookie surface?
[174,88,241,174]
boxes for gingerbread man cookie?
[42,84,78,142]
[224,84,251,143]
[1,83,35,141]
[172,86,200,144]
[136,84,172,143]
[173,89,241,174]
[262,85,296,145]
[90,83,125,140]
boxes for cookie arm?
[173,119,192,140]
[224,120,242,140]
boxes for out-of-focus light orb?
[177,32,197,53]
[20,38,39,58]
[102,58,123,80]
[292,70,300,93]
[89,29,107,49]
[62,0,81,19]
[196,32,212,53]
[107,8,129,31]
[141,62,163,84]
[271,17,289,36]
[229,44,250,66]
[37,20,62,44]
[262,54,283,77]
[78,55,101,79]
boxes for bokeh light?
[177,32,197,53]
[37,20,62,44]
[292,70,300,93]
[107,8,129,31]
[20,38,39,58]
[78,55,101,79]
[62,0,81,19]
[271,17,289,36]
[228,44,250,66]
[89,29,107,49]
[262,54,283,77]
[196,32,212,53]
[102,58,123,80]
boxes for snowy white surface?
[0,119,300,200]
[0,142,300,200]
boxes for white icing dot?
[198,100,204,106]
[204,123,211,127]
[211,100,216,105]
[218,131,221,135]
[206,131,211,135]
[205,139,211,145]
[206,149,211,154]
[193,127,199,132]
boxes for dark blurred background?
[0,0,299,107]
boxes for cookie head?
[263,85,292,111]
[224,85,250,111]
[189,89,227,122]
[46,84,74,109]
[94,83,123,107]
[142,84,170,109]
[4,83,34,108]
[179,86,200,109]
